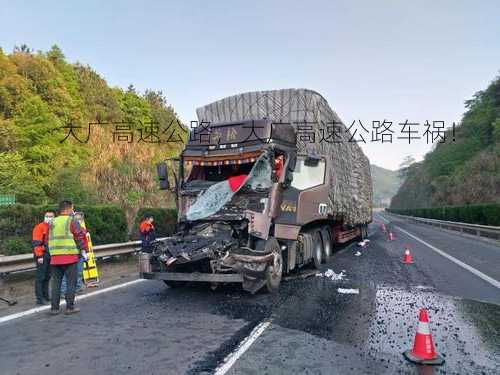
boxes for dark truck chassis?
[140,220,284,294]
[139,218,364,294]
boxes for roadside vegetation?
[0,44,187,255]
[0,44,186,226]
[390,75,500,213]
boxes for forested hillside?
[371,164,401,207]
[0,45,185,220]
[391,75,500,209]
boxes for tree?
[13,44,32,54]
[397,155,416,180]
[127,84,137,94]
[47,45,65,63]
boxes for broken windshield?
[186,153,272,221]
[185,161,255,183]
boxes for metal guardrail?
[0,238,167,275]
[385,212,500,241]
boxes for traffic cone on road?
[387,231,395,241]
[403,309,445,365]
[403,247,413,264]
[381,223,386,233]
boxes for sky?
[1,1,499,170]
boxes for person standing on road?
[48,200,88,315]
[60,211,88,296]
[32,210,56,305]
[139,215,156,252]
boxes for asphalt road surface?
[1,213,499,374]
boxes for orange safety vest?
[32,222,49,257]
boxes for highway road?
[1,212,499,374]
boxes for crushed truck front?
[140,119,297,293]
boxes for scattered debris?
[357,239,370,248]
[337,288,359,294]
[316,269,346,281]
[354,251,362,257]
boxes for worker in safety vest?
[32,210,56,305]
[48,200,88,315]
[61,211,88,295]
[139,215,156,251]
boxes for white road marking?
[214,320,272,375]
[376,213,390,224]
[0,279,146,324]
[395,225,500,289]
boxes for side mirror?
[157,162,170,190]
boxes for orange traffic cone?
[388,231,395,241]
[381,223,386,233]
[403,309,445,365]
[403,247,413,264]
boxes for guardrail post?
[0,272,5,293]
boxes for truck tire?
[320,228,332,261]
[312,231,323,269]
[298,232,313,265]
[265,237,282,293]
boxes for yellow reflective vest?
[48,216,79,256]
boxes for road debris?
[354,251,362,257]
[357,239,370,248]
[337,288,359,294]
[315,269,346,281]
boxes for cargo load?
[196,89,372,225]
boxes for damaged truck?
[139,89,372,293]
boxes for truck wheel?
[312,231,323,269]
[298,232,313,265]
[265,237,282,293]
[320,228,332,261]
[265,251,283,293]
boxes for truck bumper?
[140,272,244,283]
[139,251,275,293]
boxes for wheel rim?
[324,237,332,258]
[269,252,282,280]
[266,252,282,292]
[315,240,323,263]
